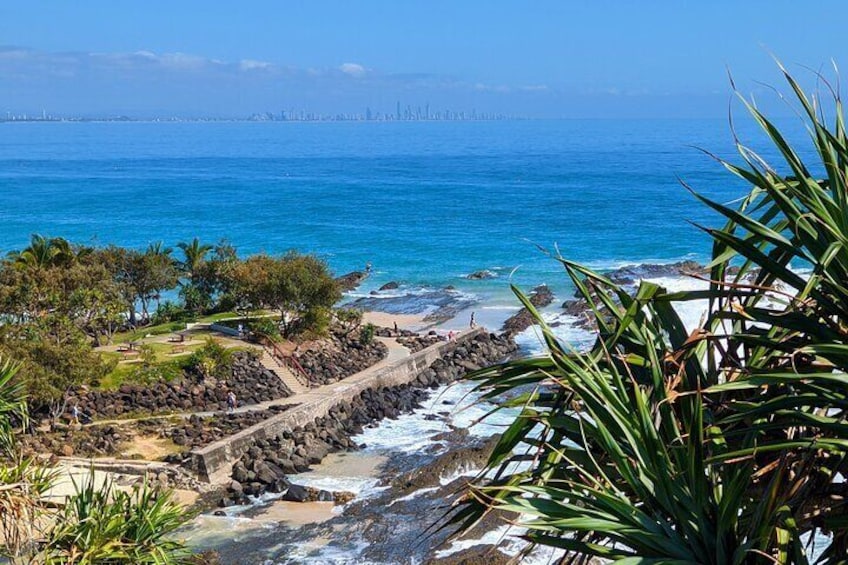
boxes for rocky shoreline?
[208,405,522,564]
[217,331,517,506]
[295,330,389,386]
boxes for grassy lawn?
[98,338,257,390]
[110,311,248,342]
[98,343,199,390]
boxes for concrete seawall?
[190,328,487,484]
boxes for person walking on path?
[71,404,80,425]
[227,391,237,413]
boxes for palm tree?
[452,66,848,562]
[176,237,212,280]
[6,234,75,270]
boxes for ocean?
[0,118,811,311]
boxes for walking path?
[81,336,412,427]
[193,329,482,482]
[223,336,412,416]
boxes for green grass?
[112,322,187,343]
[97,339,257,390]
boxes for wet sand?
[362,311,427,331]
[183,450,389,552]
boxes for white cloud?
[339,62,366,78]
[239,59,272,71]
[519,84,549,92]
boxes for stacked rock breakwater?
[220,330,516,504]
[296,331,388,386]
[67,352,293,419]
[189,329,516,494]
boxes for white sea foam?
[386,486,440,506]
[279,539,373,564]
[292,473,387,500]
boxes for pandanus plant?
[451,65,848,563]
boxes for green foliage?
[248,317,281,343]
[336,307,363,336]
[0,456,58,562]
[176,237,213,279]
[359,322,375,345]
[188,337,234,380]
[179,282,211,314]
[120,345,184,386]
[44,474,192,564]
[226,251,341,338]
[151,301,191,325]
[0,317,115,415]
[454,67,848,562]
[93,244,179,326]
[0,358,26,456]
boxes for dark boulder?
[336,271,369,292]
[282,484,310,502]
[466,270,496,280]
[501,284,555,335]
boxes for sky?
[1,1,847,119]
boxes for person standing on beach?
[393,321,399,335]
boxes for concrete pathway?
[82,337,412,427]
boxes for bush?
[151,301,191,325]
[453,65,848,562]
[44,473,192,564]
[187,338,233,380]
[248,317,281,343]
[359,323,375,345]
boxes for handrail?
[263,343,312,389]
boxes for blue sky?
[2,1,847,118]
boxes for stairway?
[259,350,309,395]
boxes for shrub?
[44,473,192,564]
[452,65,848,562]
[359,323,375,345]
[187,338,233,380]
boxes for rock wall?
[220,331,516,503]
[295,331,388,386]
[190,328,516,484]
[67,352,293,419]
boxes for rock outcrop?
[501,284,555,335]
[295,330,388,386]
[336,271,369,292]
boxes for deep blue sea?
[0,118,812,315]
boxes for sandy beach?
[361,311,427,331]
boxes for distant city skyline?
[2,1,848,119]
[0,102,518,122]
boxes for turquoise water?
[0,118,809,306]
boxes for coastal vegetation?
[0,359,193,563]
[455,68,848,561]
[0,239,339,413]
